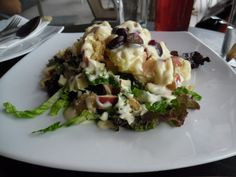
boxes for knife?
[0,16,41,43]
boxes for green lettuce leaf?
[49,90,69,116]
[173,87,202,101]
[85,70,120,88]
[3,89,62,118]
[32,122,62,134]
[49,99,69,116]
[145,99,169,114]
[129,112,159,131]
[132,87,149,102]
[32,110,98,134]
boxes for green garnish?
[3,89,62,118]
[49,90,69,116]
[32,110,98,134]
[49,98,69,116]
[132,87,148,102]
[86,72,120,88]
[145,99,169,114]
[173,86,202,101]
[129,112,159,131]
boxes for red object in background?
[155,0,194,31]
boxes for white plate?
[0,32,236,173]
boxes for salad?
[3,21,210,134]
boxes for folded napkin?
[0,15,51,49]
[0,15,27,31]
[0,15,64,62]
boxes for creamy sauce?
[116,94,134,124]
[100,112,109,121]
[120,79,131,93]
[85,59,109,82]
[146,83,171,95]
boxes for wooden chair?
[87,0,117,22]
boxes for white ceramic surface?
[0,32,236,173]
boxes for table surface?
[0,25,236,176]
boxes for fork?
[0,16,21,35]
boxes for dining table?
[0,23,236,176]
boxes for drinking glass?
[114,0,150,27]
[155,0,194,31]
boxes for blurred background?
[0,0,234,31]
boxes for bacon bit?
[172,56,182,67]
[143,59,156,73]
[83,57,89,66]
[74,94,89,114]
[128,97,140,111]
[85,93,97,112]
[175,73,181,83]
[167,81,177,90]
[144,48,150,61]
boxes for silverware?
[0,27,19,38]
[210,16,231,26]
[0,16,41,43]
[221,25,234,58]
[0,16,21,36]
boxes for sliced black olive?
[170,50,179,56]
[126,33,143,45]
[113,28,128,37]
[156,42,163,56]
[148,40,157,46]
[107,36,125,49]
